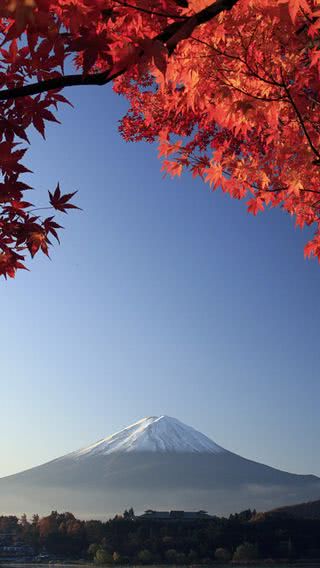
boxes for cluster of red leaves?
[0,0,320,278]
[0,16,81,277]
[116,0,320,262]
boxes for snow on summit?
[71,416,225,458]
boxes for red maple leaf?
[48,183,80,213]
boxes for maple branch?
[0,69,122,101]
[190,35,283,89]
[112,0,187,20]
[213,167,320,198]
[220,81,285,102]
[190,36,244,63]
[0,0,240,102]
[281,74,320,162]
[28,206,55,213]
[265,187,320,195]
[304,92,320,107]
[159,0,239,50]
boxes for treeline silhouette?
[1,508,320,563]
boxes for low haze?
[1,86,319,479]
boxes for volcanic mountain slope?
[0,416,319,518]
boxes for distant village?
[139,510,212,521]
[0,533,48,563]
[0,539,47,563]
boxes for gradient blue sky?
[1,85,319,479]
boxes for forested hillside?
[273,499,320,520]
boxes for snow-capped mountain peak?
[70,415,225,458]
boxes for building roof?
[138,510,212,521]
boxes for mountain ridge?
[0,415,319,518]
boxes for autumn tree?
[0,0,320,278]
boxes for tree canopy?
[2,508,320,561]
[0,0,320,277]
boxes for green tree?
[123,507,135,520]
[165,549,177,563]
[287,537,296,559]
[176,552,187,564]
[188,549,198,563]
[88,543,100,558]
[215,547,232,562]
[162,536,173,547]
[32,514,39,527]
[138,549,153,564]
[112,551,121,564]
[233,542,259,561]
[94,549,112,564]
[20,513,28,527]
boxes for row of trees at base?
[90,541,259,564]
[0,508,319,563]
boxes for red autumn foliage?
[0,0,320,277]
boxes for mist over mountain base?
[1,451,319,518]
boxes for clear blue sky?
[1,85,319,480]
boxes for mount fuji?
[69,416,225,456]
[0,415,319,518]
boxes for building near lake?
[138,510,213,521]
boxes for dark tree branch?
[0,0,239,102]
[219,169,320,197]
[281,71,320,161]
[219,79,286,102]
[0,68,122,101]
[112,0,188,20]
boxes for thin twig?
[281,69,320,161]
